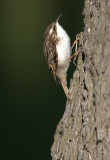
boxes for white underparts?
[56,22,71,73]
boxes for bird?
[43,15,71,98]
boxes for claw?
[68,34,80,63]
[71,34,79,51]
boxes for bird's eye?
[53,27,55,31]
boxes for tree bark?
[51,0,110,159]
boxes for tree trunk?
[51,0,110,159]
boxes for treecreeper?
[43,15,72,98]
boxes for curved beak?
[55,14,62,23]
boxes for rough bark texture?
[51,0,110,159]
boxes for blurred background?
[0,0,84,159]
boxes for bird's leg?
[69,48,80,61]
[68,34,80,62]
[61,82,69,98]
[71,34,79,50]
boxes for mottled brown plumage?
[44,23,59,82]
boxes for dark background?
[0,0,84,159]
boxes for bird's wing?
[44,40,59,83]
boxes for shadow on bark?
[51,0,110,159]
